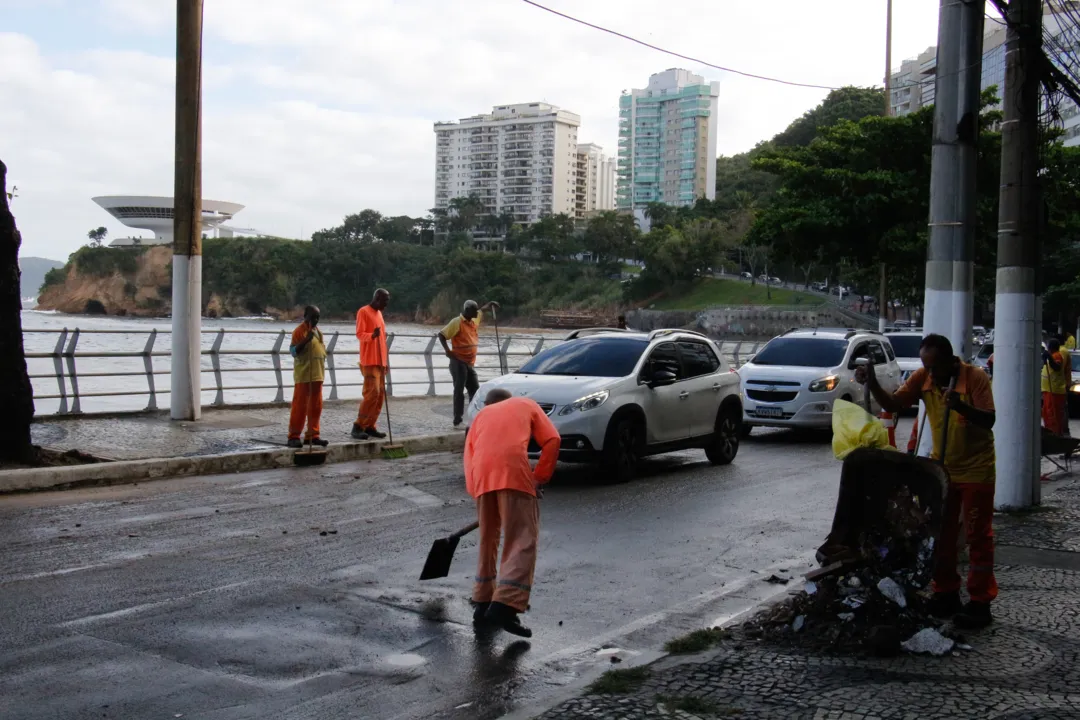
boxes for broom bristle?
[381,444,408,459]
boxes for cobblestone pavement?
[535,474,1080,720]
[29,397,459,460]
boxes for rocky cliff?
[36,246,173,316]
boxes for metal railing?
[22,327,767,417]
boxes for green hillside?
[652,277,825,311]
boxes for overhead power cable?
[517,0,840,91]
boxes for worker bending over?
[287,305,327,448]
[857,333,997,629]
[464,388,560,638]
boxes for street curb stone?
[0,432,464,493]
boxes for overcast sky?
[3,0,945,261]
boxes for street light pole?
[994,0,1043,509]
[171,0,203,421]
[880,0,893,333]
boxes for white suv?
[465,329,744,482]
[884,330,923,383]
[738,328,903,433]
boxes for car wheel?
[601,416,641,483]
[706,407,741,465]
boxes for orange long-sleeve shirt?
[355,305,388,367]
[464,397,560,499]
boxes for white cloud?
[2,0,943,261]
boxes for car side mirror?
[649,369,678,388]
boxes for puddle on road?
[384,653,427,668]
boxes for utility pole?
[994,0,1043,509]
[880,0,893,333]
[171,0,204,421]
[918,0,984,456]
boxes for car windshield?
[751,338,848,367]
[516,336,649,377]
[978,343,993,358]
[887,335,922,358]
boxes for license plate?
[756,406,784,418]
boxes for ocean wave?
[24,309,60,315]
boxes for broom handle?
[380,331,394,445]
[939,373,958,465]
[492,306,503,374]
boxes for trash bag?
[832,399,895,460]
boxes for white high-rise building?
[574,143,617,218]
[889,3,1080,146]
[434,103,580,225]
[617,69,721,224]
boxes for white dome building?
[92,195,246,247]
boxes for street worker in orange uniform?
[1042,339,1068,436]
[858,333,997,629]
[1057,335,1072,437]
[352,288,390,441]
[438,299,500,427]
[287,305,327,448]
[464,388,560,638]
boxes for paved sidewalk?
[535,473,1080,720]
[30,397,459,461]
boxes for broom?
[378,332,408,459]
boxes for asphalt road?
[0,423,875,720]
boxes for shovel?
[419,520,480,580]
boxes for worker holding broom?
[464,388,560,638]
[287,305,327,448]
[438,299,500,428]
[352,288,390,441]
[856,333,997,629]
[1041,338,1068,436]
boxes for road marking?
[383,485,444,508]
[57,580,256,628]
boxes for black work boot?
[309,438,329,447]
[485,601,532,638]
[365,427,387,440]
[471,601,491,625]
[927,591,963,619]
[286,438,303,448]
[953,601,993,629]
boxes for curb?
[0,432,464,494]
[496,565,802,720]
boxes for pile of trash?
[736,483,968,657]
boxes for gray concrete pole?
[994,0,1043,509]
[171,0,203,421]
[880,0,893,334]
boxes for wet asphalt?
[0,423,885,720]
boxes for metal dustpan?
[419,521,479,580]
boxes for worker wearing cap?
[287,305,327,448]
[1042,338,1068,436]
[464,388,560,638]
[858,333,997,629]
[438,299,500,427]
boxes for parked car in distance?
[769,276,782,285]
[738,328,903,433]
[972,342,993,373]
[884,331,923,385]
[740,271,753,280]
[465,328,744,482]
[811,281,827,292]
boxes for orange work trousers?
[932,482,998,603]
[288,381,323,441]
[1042,391,1068,436]
[473,489,540,612]
[354,365,385,430]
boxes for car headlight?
[1072,383,1080,393]
[809,376,839,392]
[558,390,609,416]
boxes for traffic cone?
[879,409,897,448]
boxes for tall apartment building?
[889,4,1080,145]
[617,69,721,222]
[574,143,617,218]
[433,103,580,225]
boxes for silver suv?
[738,328,903,433]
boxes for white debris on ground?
[901,628,955,656]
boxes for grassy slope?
[653,277,825,311]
